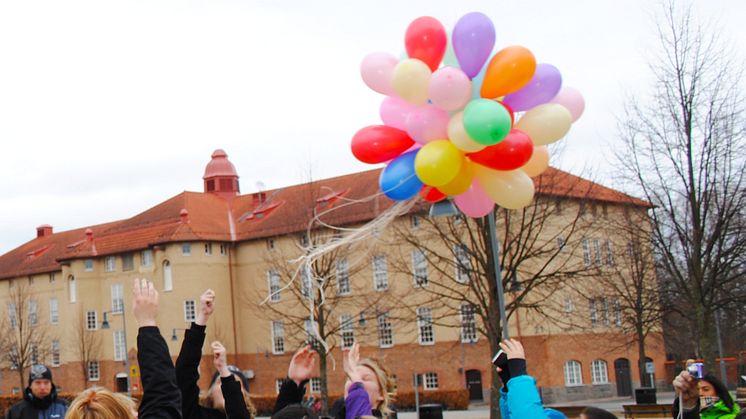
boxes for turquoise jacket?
[499,375,548,419]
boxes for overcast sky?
[1,0,744,254]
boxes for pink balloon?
[380,96,417,130]
[405,105,449,144]
[429,67,472,111]
[454,180,494,218]
[360,52,399,95]
[548,86,585,122]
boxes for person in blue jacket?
[497,339,567,419]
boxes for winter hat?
[544,408,568,419]
[210,365,250,392]
[28,364,53,385]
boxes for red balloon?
[499,101,515,126]
[421,186,446,203]
[405,17,447,72]
[351,125,415,164]
[468,129,534,171]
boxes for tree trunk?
[319,348,329,415]
[488,328,502,419]
[637,325,648,387]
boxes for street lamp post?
[101,310,131,397]
[429,200,510,340]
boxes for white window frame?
[181,243,192,256]
[310,377,321,393]
[84,259,94,272]
[271,320,285,354]
[581,239,591,266]
[454,244,471,283]
[336,258,351,295]
[114,330,126,361]
[605,240,615,266]
[122,253,134,271]
[377,312,393,348]
[105,256,116,272]
[111,283,124,314]
[49,298,59,325]
[268,270,281,302]
[564,360,583,386]
[593,239,602,266]
[51,340,61,367]
[205,243,213,256]
[88,360,100,381]
[69,275,77,303]
[86,310,98,331]
[412,248,428,288]
[459,304,478,343]
[141,250,153,267]
[372,255,389,291]
[591,359,609,384]
[28,299,38,326]
[184,300,196,322]
[163,260,173,291]
[301,265,312,298]
[613,298,622,327]
[410,215,421,229]
[275,379,284,394]
[417,307,434,345]
[9,303,18,328]
[423,372,439,390]
[340,314,355,349]
[590,298,598,327]
[219,244,227,255]
[557,236,566,251]
[564,296,574,313]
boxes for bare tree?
[392,172,603,419]
[72,307,103,389]
[0,282,51,389]
[615,0,746,369]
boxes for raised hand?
[132,278,159,328]
[288,345,316,385]
[212,341,230,377]
[673,370,699,408]
[499,339,526,360]
[343,342,361,383]
[195,289,215,326]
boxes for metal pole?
[714,309,728,387]
[487,211,509,340]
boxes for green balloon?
[463,99,512,145]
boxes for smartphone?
[492,349,508,368]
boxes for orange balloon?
[480,46,536,99]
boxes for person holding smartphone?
[672,369,740,419]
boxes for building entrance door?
[465,369,483,401]
[615,358,632,397]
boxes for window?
[219,244,227,255]
[12,388,21,395]
[114,330,126,361]
[557,236,566,251]
[423,372,439,390]
[593,239,602,266]
[613,298,622,327]
[49,298,59,325]
[86,311,98,330]
[340,314,355,349]
[299,234,309,247]
[184,300,196,322]
[205,243,213,255]
[301,265,312,298]
[605,240,615,266]
[601,298,609,326]
[122,254,134,271]
[182,243,191,256]
[28,299,37,326]
[163,261,173,291]
[10,346,19,369]
[412,248,428,287]
[377,312,393,348]
[271,321,285,354]
[336,258,350,295]
[310,377,321,393]
[49,273,56,283]
[88,361,100,381]
[371,255,389,291]
[31,344,39,364]
[275,379,284,394]
[51,340,61,367]
[460,304,478,343]
[591,359,609,384]
[454,244,471,283]
[581,239,591,266]
[410,215,421,229]
[105,256,116,272]
[9,303,17,328]
[84,259,94,272]
[111,283,124,313]
[564,360,583,386]
[29,276,35,286]
[417,307,434,345]
[69,275,77,303]
[564,296,574,313]
[266,239,275,250]
[141,250,153,267]
[268,270,281,302]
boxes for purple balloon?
[503,63,563,112]
[452,12,496,79]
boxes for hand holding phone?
[492,349,508,369]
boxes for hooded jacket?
[672,398,741,419]
[5,385,68,419]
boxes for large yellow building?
[0,150,665,403]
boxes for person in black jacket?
[175,289,254,419]
[5,364,68,419]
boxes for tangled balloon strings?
[352,12,585,218]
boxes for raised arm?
[213,341,253,419]
[273,345,316,414]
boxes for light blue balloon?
[379,150,423,201]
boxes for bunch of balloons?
[350,12,585,217]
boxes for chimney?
[36,224,53,238]
[85,228,94,242]
[180,209,189,224]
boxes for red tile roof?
[0,167,649,280]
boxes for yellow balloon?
[439,159,475,195]
[521,145,550,177]
[515,104,572,145]
[474,164,535,209]
[414,140,464,187]
[391,58,432,105]
[448,111,487,152]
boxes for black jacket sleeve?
[272,379,308,414]
[175,323,207,419]
[221,376,252,419]
[137,326,182,419]
[671,397,700,419]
